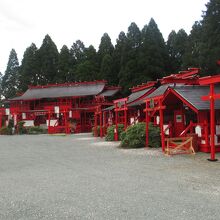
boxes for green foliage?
[100,54,114,84]
[105,124,124,141]
[167,29,188,72]
[18,43,39,92]
[197,0,220,75]
[17,121,27,134]
[70,40,86,63]
[98,33,114,58]
[8,118,14,129]
[27,126,47,135]
[0,126,12,135]
[57,45,71,83]
[92,126,100,136]
[120,122,161,148]
[2,49,19,99]
[38,34,59,84]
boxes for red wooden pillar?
[48,111,51,134]
[94,112,98,137]
[0,112,2,129]
[145,101,149,148]
[100,110,103,138]
[115,108,118,141]
[208,84,217,161]
[124,108,127,130]
[103,111,106,135]
[159,99,165,152]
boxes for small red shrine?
[3,81,120,134]
[99,67,220,160]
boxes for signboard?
[22,113,26,119]
[54,106,59,114]
[5,108,10,115]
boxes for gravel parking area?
[0,133,220,220]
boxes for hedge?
[120,122,161,148]
[105,124,124,141]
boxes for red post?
[94,113,98,137]
[115,109,118,141]
[48,111,51,134]
[159,100,165,152]
[0,112,2,129]
[100,111,103,138]
[145,101,149,148]
[103,111,106,135]
[124,108,127,130]
[208,84,217,161]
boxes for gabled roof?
[103,87,154,110]
[127,88,150,104]
[9,81,107,101]
[147,84,172,99]
[98,87,121,97]
[170,85,220,110]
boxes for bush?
[27,126,47,134]
[148,123,161,148]
[0,126,12,135]
[120,122,161,148]
[105,124,124,141]
[17,121,27,134]
[92,126,100,136]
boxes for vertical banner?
[5,108,10,115]
[54,106,59,114]
[22,113,26,119]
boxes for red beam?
[201,94,220,101]
[114,97,128,104]
[28,80,107,89]
[199,75,220,85]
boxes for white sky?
[0,0,208,74]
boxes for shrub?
[17,121,27,134]
[8,119,14,129]
[27,126,47,134]
[92,126,100,136]
[120,122,161,148]
[148,123,161,148]
[0,126,12,135]
[105,124,124,141]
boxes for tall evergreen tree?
[57,45,71,82]
[167,29,188,72]
[70,40,86,64]
[75,45,99,81]
[2,49,19,98]
[139,18,168,81]
[118,22,141,94]
[182,21,203,69]
[98,33,114,58]
[19,43,39,91]
[100,54,114,84]
[38,34,59,84]
[98,33,114,80]
[198,0,220,74]
[113,31,128,84]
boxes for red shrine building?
[95,68,220,160]
[2,81,120,134]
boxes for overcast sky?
[0,0,208,74]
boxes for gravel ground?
[0,133,220,220]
